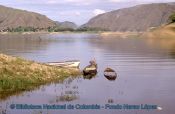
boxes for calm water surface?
[0,33,175,114]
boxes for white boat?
[47,60,80,68]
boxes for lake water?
[0,33,175,114]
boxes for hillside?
[83,3,175,32]
[0,5,56,30]
[55,21,78,29]
[142,23,175,38]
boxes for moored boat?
[83,75,96,80]
[104,68,117,80]
[83,60,97,76]
[83,65,97,76]
[47,60,80,68]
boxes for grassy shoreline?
[142,23,175,39]
[0,54,81,99]
[100,31,143,38]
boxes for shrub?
[169,13,175,23]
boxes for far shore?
[0,31,143,36]
[2,30,175,39]
[100,31,144,38]
[0,31,100,35]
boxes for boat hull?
[104,75,117,80]
[104,68,117,81]
[83,70,97,76]
[48,61,80,68]
[83,65,97,76]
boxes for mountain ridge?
[55,21,78,29]
[0,5,56,30]
[83,3,175,31]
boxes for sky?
[0,0,175,25]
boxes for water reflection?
[83,74,96,80]
[0,34,175,114]
[169,49,175,59]
[0,34,51,53]
[53,77,80,102]
[0,87,40,101]
[146,38,175,59]
[0,76,81,101]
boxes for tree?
[169,13,175,23]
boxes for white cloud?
[64,0,102,6]
[93,9,106,16]
[75,11,81,16]
[65,0,94,3]
[109,0,127,2]
[58,11,81,16]
[45,0,96,5]
[109,0,175,3]
[47,0,58,4]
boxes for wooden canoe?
[47,60,80,68]
[83,65,97,76]
[104,68,117,80]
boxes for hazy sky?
[0,0,175,25]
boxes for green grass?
[0,54,81,99]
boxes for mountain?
[0,5,56,30]
[55,21,78,29]
[83,3,175,32]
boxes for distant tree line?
[48,26,108,32]
[1,26,109,32]
[76,27,109,32]
[47,26,75,32]
[3,26,40,32]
